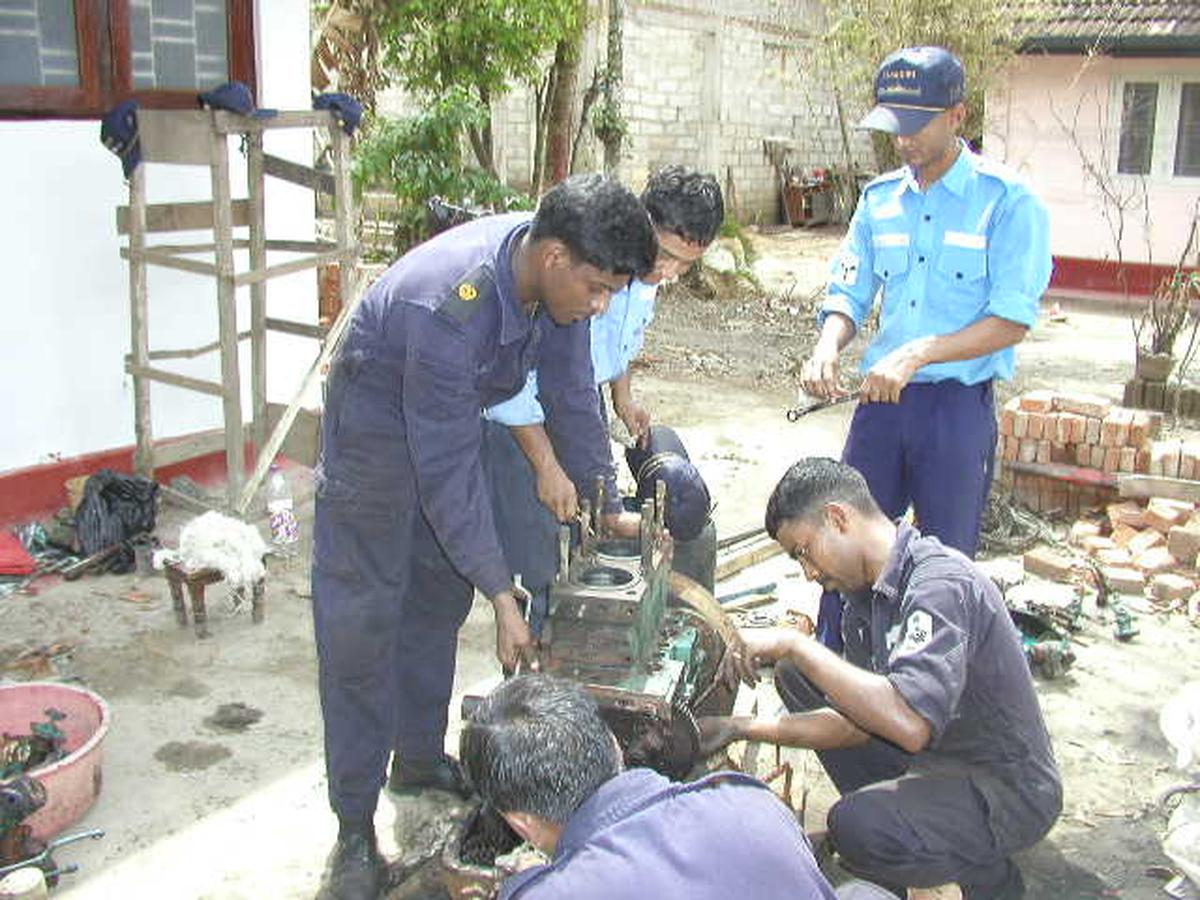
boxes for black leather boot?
[387,752,470,797]
[324,819,385,900]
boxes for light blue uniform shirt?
[823,142,1051,385]
[484,279,659,425]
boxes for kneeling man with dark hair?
[700,457,1062,899]
[461,673,837,900]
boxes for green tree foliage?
[351,88,532,256]
[817,0,1028,171]
[375,0,585,173]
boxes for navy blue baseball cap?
[100,99,142,178]
[858,46,966,137]
[313,92,363,136]
[198,81,277,118]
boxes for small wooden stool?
[164,561,265,638]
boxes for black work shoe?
[387,753,470,797]
[324,829,385,900]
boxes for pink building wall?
[986,54,1200,290]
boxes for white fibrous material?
[1162,682,1200,772]
[177,511,268,588]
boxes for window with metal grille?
[0,0,255,118]
[1118,81,1158,175]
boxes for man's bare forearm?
[779,635,932,753]
[734,709,871,750]
[904,315,1028,368]
[510,424,559,475]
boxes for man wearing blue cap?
[800,47,1052,654]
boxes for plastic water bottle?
[267,464,299,546]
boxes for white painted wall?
[0,0,316,474]
[986,53,1200,266]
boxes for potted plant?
[1134,216,1200,381]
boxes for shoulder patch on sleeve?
[437,263,496,324]
[897,609,934,655]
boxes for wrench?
[785,392,858,422]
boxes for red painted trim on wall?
[0,431,256,526]
[1051,255,1195,298]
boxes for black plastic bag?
[75,469,158,572]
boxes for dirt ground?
[3,226,1199,899]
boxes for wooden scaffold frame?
[118,108,359,516]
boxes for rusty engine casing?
[442,482,734,899]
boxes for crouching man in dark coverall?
[312,174,656,900]
[462,673,839,900]
[699,458,1062,899]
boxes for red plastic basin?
[0,682,111,842]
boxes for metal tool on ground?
[785,392,858,423]
[0,829,104,886]
[716,582,777,605]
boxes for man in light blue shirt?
[482,166,724,619]
[801,46,1051,653]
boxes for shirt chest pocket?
[872,246,911,285]
[936,235,988,285]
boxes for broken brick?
[1096,547,1133,567]
[1102,566,1146,595]
[1020,390,1056,413]
[1056,392,1112,419]
[1144,497,1194,533]
[1151,572,1195,603]
[1127,528,1166,556]
[1023,546,1077,582]
[1110,523,1139,547]
[1108,501,1147,530]
[1134,545,1177,574]
[1068,521,1102,547]
[1167,521,1200,567]
[1082,535,1116,555]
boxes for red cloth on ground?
[0,531,36,575]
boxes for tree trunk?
[544,35,581,188]
[468,86,497,176]
[602,0,624,175]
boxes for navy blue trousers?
[481,420,717,623]
[776,662,1026,897]
[312,360,473,822]
[816,381,997,652]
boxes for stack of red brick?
[996,390,1168,513]
[1024,498,1200,605]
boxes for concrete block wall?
[377,0,873,221]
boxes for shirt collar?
[900,138,973,198]
[872,520,919,602]
[496,220,534,346]
[554,768,668,859]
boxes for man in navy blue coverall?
[312,174,656,900]
[462,674,839,900]
[700,459,1061,899]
